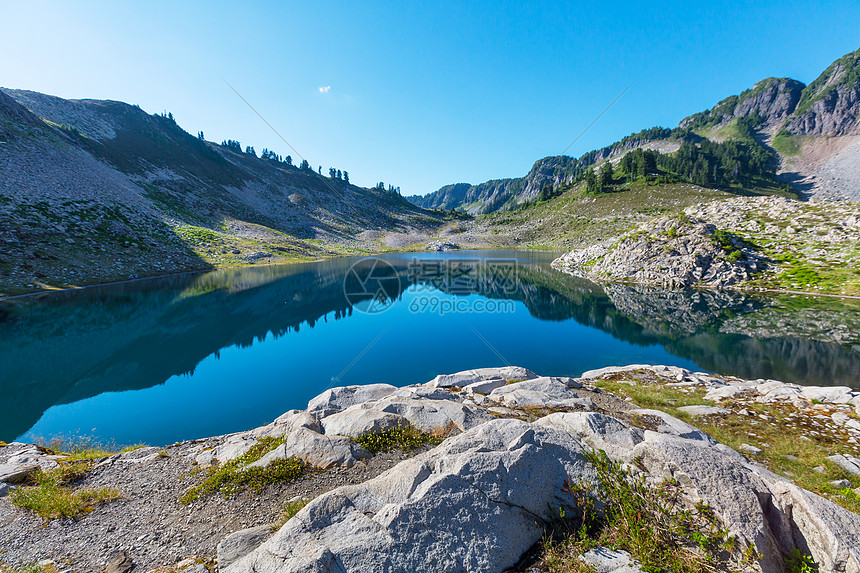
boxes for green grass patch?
[9,463,120,520]
[180,436,307,503]
[174,224,224,245]
[0,563,44,573]
[352,424,442,455]
[771,131,803,156]
[273,497,313,529]
[36,435,146,461]
[595,379,860,515]
[540,450,761,573]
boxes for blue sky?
[2,1,858,194]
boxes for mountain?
[410,48,860,213]
[408,128,682,214]
[679,77,805,134]
[0,88,443,295]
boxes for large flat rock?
[225,419,593,573]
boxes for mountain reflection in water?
[1,251,858,445]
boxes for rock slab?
[225,419,593,573]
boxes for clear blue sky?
[2,1,858,194]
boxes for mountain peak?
[785,47,860,136]
[679,77,804,132]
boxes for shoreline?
[2,364,859,572]
[0,243,553,302]
[5,250,860,303]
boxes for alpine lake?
[2,250,859,447]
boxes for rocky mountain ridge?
[410,47,860,213]
[0,88,443,295]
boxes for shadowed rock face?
[786,50,860,137]
[786,82,860,137]
[734,78,806,129]
[679,77,806,132]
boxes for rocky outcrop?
[216,525,273,570]
[205,365,860,572]
[680,77,805,132]
[226,419,592,573]
[0,442,61,484]
[426,366,537,388]
[553,195,860,294]
[5,365,860,572]
[424,240,460,251]
[785,49,860,137]
[552,213,765,288]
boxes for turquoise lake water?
[1,251,858,447]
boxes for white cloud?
[318,86,331,94]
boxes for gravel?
[0,439,430,572]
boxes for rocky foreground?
[2,365,860,573]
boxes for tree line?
[540,117,784,198]
[216,139,361,186]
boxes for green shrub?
[785,547,818,573]
[541,450,760,573]
[726,250,744,263]
[9,463,120,520]
[352,424,441,455]
[180,436,307,503]
[273,498,313,529]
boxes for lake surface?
[2,250,859,447]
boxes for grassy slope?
[477,181,737,251]
[595,374,860,516]
[0,91,450,297]
[731,202,860,297]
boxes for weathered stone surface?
[195,436,257,467]
[536,412,643,461]
[827,454,860,475]
[677,405,730,417]
[248,427,369,470]
[0,462,39,484]
[104,550,133,573]
[628,409,716,444]
[740,443,763,456]
[461,378,506,395]
[356,395,494,434]
[387,385,461,402]
[306,384,398,417]
[425,366,537,388]
[633,432,788,572]
[251,410,323,439]
[634,430,860,573]
[225,419,593,573]
[320,407,407,437]
[217,525,272,570]
[801,386,855,404]
[764,478,860,573]
[488,377,591,409]
[580,547,644,572]
[579,364,670,380]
